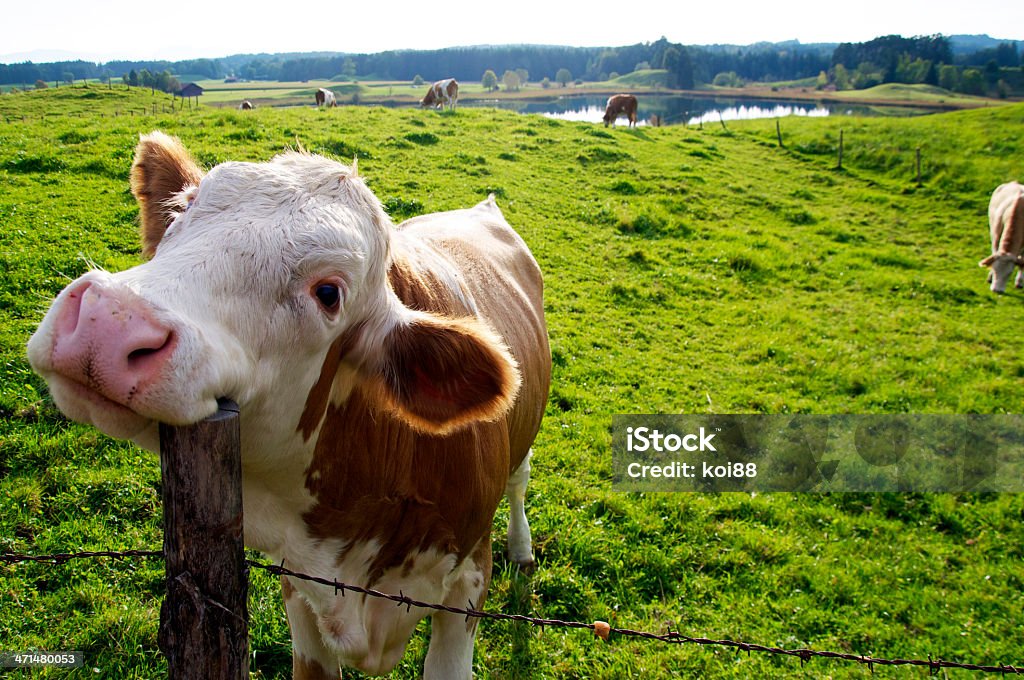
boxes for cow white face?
[980,252,1023,294]
[28,132,519,452]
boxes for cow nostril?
[126,332,174,366]
[127,347,160,362]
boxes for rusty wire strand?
[2,549,1022,675]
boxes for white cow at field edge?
[27,132,551,679]
[980,181,1024,293]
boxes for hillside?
[1,89,1023,678]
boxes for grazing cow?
[27,132,551,679]
[239,100,254,110]
[980,181,1024,293]
[420,78,458,110]
[315,87,337,107]
[603,93,638,128]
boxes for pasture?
[1,87,1023,678]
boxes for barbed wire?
[2,549,1022,675]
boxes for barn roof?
[178,83,204,97]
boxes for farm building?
[176,82,203,108]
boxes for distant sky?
[3,0,1022,63]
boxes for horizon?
[4,0,1023,65]
[3,33,1023,67]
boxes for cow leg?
[1016,268,1023,289]
[506,450,535,567]
[423,538,491,680]
[281,576,340,680]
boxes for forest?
[1,34,1022,98]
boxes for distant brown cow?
[421,78,458,110]
[315,87,336,107]
[603,94,638,127]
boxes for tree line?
[2,35,1022,97]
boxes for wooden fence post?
[837,129,844,170]
[916,147,922,186]
[158,399,248,679]
[776,118,784,148]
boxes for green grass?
[608,69,671,88]
[1,87,1023,678]
[833,83,991,105]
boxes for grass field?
[1,87,1023,678]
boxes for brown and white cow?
[239,100,254,110]
[602,93,638,128]
[980,181,1024,293]
[315,87,337,107]
[421,78,458,110]
[27,132,550,679]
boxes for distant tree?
[833,63,851,90]
[959,68,985,95]
[815,70,829,89]
[127,69,139,87]
[555,68,572,87]
[342,57,357,79]
[412,74,424,87]
[62,71,75,86]
[635,61,651,72]
[515,68,528,86]
[541,76,551,88]
[853,62,882,89]
[937,64,959,91]
[895,56,932,84]
[983,59,1000,86]
[662,46,694,89]
[712,71,741,87]
[482,69,499,91]
[502,70,521,91]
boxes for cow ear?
[979,255,996,267]
[369,313,521,435]
[130,132,204,258]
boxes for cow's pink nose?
[49,280,175,406]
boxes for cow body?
[239,100,254,110]
[980,181,1024,293]
[315,87,337,107]
[603,93,638,127]
[27,133,550,678]
[421,78,458,110]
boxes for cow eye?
[313,283,341,312]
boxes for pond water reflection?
[461,94,916,126]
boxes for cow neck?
[296,248,505,584]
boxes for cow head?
[27,132,520,452]
[979,251,1024,293]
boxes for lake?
[460,94,920,126]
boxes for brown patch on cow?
[293,654,339,680]
[998,192,1024,254]
[130,132,204,258]
[387,255,467,315]
[297,323,364,442]
[303,384,510,585]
